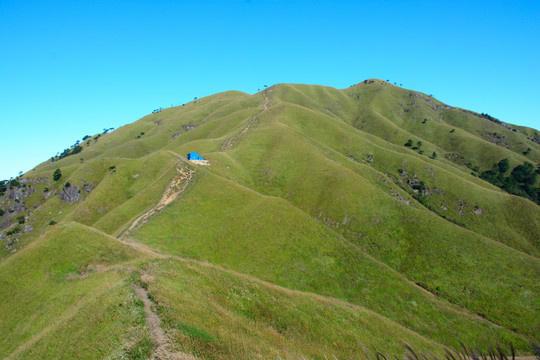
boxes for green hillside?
[0,80,538,359]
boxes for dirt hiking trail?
[220,89,272,152]
[119,166,192,241]
[132,283,196,360]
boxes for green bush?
[480,161,539,204]
[0,180,6,196]
[6,226,21,236]
[53,169,62,181]
[498,159,510,174]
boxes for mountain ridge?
[0,79,538,358]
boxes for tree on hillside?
[510,162,536,184]
[53,169,62,181]
[497,158,510,174]
[0,180,7,196]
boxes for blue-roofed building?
[187,152,204,161]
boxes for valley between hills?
[0,79,538,359]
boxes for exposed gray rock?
[83,183,93,193]
[457,199,467,215]
[473,207,484,215]
[390,189,410,205]
[423,167,434,177]
[0,220,9,230]
[182,124,196,131]
[5,202,26,217]
[433,188,446,195]
[172,133,181,139]
[24,225,33,233]
[57,185,81,204]
[6,185,34,201]
[408,175,430,196]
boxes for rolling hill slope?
[1,79,538,359]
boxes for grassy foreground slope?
[0,222,152,359]
[0,220,459,359]
[138,258,444,359]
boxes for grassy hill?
[0,79,538,359]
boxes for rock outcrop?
[57,185,82,204]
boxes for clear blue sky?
[1,0,539,180]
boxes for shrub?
[49,220,57,226]
[70,145,83,155]
[404,139,413,147]
[64,181,71,188]
[9,179,20,187]
[6,226,21,236]
[16,215,25,224]
[510,162,536,184]
[480,161,539,204]
[0,180,6,196]
[53,169,62,181]
[431,152,437,159]
[0,208,4,216]
[498,159,510,174]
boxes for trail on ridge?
[117,160,197,359]
[118,165,192,241]
[220,89,272,151]
[132,283,197,360]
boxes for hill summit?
[0,79,539,359]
